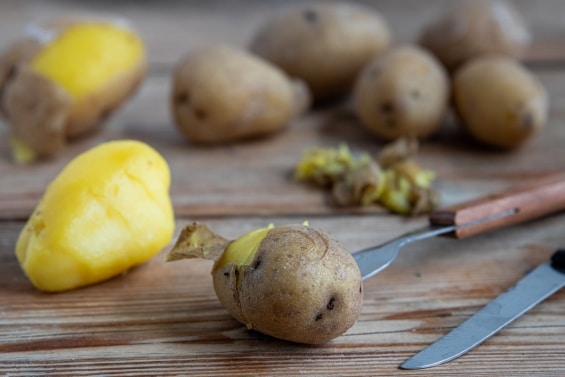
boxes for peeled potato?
[16,140,174,292]
[353,46,449,141]
[453,56,547,149]
[171,44,310,144]
[249,2,391,99]
[0,19,146,163]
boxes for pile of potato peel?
[295,139,439,215]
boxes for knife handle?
[429,172,565,239]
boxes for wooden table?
[1,1,565,375]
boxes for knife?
[354,172,565,280]
[400,249,565,369]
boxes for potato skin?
[353,46,449,141]
[0,38,43,115]
[453,56,547,149]
[212,224,363,344]
[249,2,390,99]
[171,45,310,144]
[419,0,531,72]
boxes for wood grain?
[1,1,565,375]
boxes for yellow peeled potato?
[171,45,310,144]
[353,46,449,141]
[453,56,547,149]
[0,19,146,163]
[249,2,391,99]
[15,140,174,292]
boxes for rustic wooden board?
[2,214,565,376]
[1,0,565,375]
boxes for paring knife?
[354,172,565,280]
[400,249,565,369]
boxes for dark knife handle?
[429,172,565,239]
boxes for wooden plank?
[2,213,565,375]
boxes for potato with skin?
[171,45,309,144]
[453,56,547,149]
[167,222,363,345]
[0,19,146,163]
[353,46,449,141]
[249,2,391,99]
[419,0,531,73]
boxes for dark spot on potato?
[359,285,362,293]
[194,107,207,120]
[315,313,323,321]
[253,259,262,269]
[234,269,239,276]
[175,90,190,104]
[5,65,17,82]
[380,102,395,114]
[327,297,336,310]
[303,9,318,23]
[223,271,229,277]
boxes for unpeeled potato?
[167,222,363,344]
[249,1,391,99]
[171,44,310,144]
[353,46,449,141]
[453,55,547,149]
[419,0,531,72]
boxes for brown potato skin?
[453,56,547,149]
[65,60,145,138]
[0,38,43,116]
[353,46,449,141]
[249,2,390,99]
[212,224,363,344]
[171,45,310,144]
[419,0,531,72]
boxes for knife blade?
[400,249,565,370]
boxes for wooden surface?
[1,1,565,375]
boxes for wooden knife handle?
[429,172,565,239]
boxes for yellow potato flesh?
[214,225,273,269]
[15,140,174,292]
[30,23,143,99]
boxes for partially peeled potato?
[0,18,146,163]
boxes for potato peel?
[295,139,440,215]
[166,222,229,262]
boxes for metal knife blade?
[400,249,565,370]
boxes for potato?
[419,0,531,72]
[453,56,547,149]
[16,140,174,292]
[353,46,449,141]
[171,45,309,144]
[0,19,146,163]
[249,2,391,99]
[167,222,363,344]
